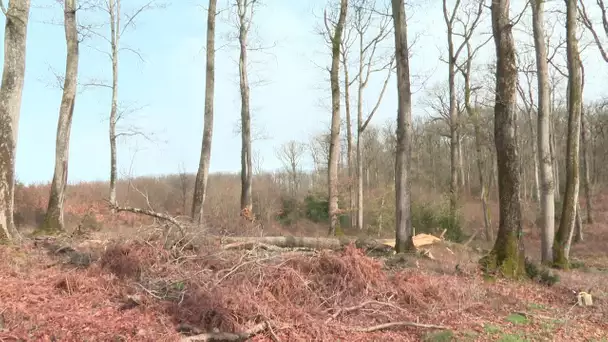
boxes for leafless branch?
[578,0,608,62]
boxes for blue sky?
[4,0,608,185]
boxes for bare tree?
[41,0,79,232]
[481,0,525,278]
[340,24,356,228]
[531,0,555,264]
[442,0,484,221]
[276,140,306,196]
[554,0,582,269]
[326,0,348,236]
[191,0,218,225]
[235,0,256,216]
[391,0,415,252]
[82,0,155,208]
[108,0,120,207]
[351,1,393,231]
[0,0,31,241]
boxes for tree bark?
[391,0,415,253]
[531,0,555,264]
[579,64,593,224]
[553,0,582,269]
[191,0,217,226]
[327,0,348,236]
[481,0,525,278]
[0,0,31,241]
[42,0,79,232]
[108,0,119,208]
[574,201,583,243]
[237,0,253,214]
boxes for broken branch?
[350,321,449,332]
[180,321,271,342]
[110,203,185,237]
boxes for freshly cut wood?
[377,233,442,248]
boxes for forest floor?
[1,198,607,341]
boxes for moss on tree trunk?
[480,230,526,279]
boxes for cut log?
[220,236,393,253]
[377,233,442,248]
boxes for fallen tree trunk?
[220,236,390,252]
[219,234,441,253]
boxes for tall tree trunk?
[327,0,348,236]
[357,128,363,230]
[108,0,119,208]
[481,0,525,278]
[238,0,253,214]
[0,0,31,242]
[42,0,79,232]
[191,0,217,225]
[342,54,355,229]
[391,0,415,253]
[579,64,593,224]
[553,0,582,269]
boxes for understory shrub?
[411,198,465,242]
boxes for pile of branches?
[96,238,452,341]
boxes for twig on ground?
[180,321,272,342]
[513,311,557,321]
[464,229,480,246]
[136,283,163,300]
[266,321,281,342]
[349,321,449,332]
[325,300,408,324]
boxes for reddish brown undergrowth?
[1,231,607,341]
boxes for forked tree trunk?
[481,0,525,278]
[391,0,415,253]
[553,0,582,269]
[327,0,348,236]
[42,0,79,232]
[0,0,31,241]
[532,0,555,263]
[191,0,217,225]
[237,0,253,214]
[108,0,119,207]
